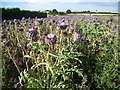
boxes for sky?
[0,0,119,12]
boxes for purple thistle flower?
[34,26,38,30]
[38,38,45,44]
[0,31,4,33]
[108,21,112,24]
[115,28,120,30]
[14,19,17,22]
[6,27,10,31]
[45,34,57,45]
[110,31,116,34]
[81,36,85,40]
[93,22,99,25]
[69,27,75,32]
[26,43,32,47]
[22,17,25,20]
[104,23,108,26]
[70,24,74,26]
[107,34,112,38]
[32,37,38,41]
[78,18,83,22]
[18,27,24,31]
[73,31,81,42]
[3,20,7,22]
[43,31,49,36]
[18,61,23,65]
[101,40,107,43]
[0,33,6,39]
[61,19,65,22]
[59,22,68,29]
[56,26,60,31]
[14,83,18,88]
[2,40,10,46]
[25,29,38,37]
[112,24,116,27]
[88,23,90,25]
[0,31,5,38]
[47,34,55,39]
[0,24,2,26]
[62,31,68,36]
[83,28,87,30]
[37,19,43,25]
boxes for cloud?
[2,0,119,2]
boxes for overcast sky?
[1,0,119,12]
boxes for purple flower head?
[34,26,38,30]
[93,22,99,25]
[14,19,17,22]
[115,28,120,30]
[83,28,87,30]
[47,34,55,39]
[37,19,43,25]
[70,24,74,26]
[29,28,34,31]
[18,61,23,65]
[43,31,49,36]
[56,26,60,31]
[89,20,93,23]
[18,28,24,31]
[73,31,81,42]
[108,21,112,24]
[28,23,31,26]
[22,17,25,20]
[6,27,10,31]
[2,40,10,46]
[104,23,108,26]
[32,37,38,41]
[62,31,68,36]
[88,23,90,25]
[61,19,65,22]
[38,38,45,44]
[68,19,71,21]
[0,31,4,33]
[14,83,18,88]
[0,24,2,26]
[45,34,57,45]
[95,17,98,19]
[3,20,7,22]
[49,22,52,25]
[0,33,6,39]
[101,40,107,43]
[110,31,116,34]
[107,34,112,38]
[26,43,32,47]
[26,29,38,37]
[58,21,62,24]
[112,24,116,27]
[81,36,85,40]
[69,27,75,31]
[9,21,14,25]
[59,22,68,29]
[79,19,83,22]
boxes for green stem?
[7,48,20,74]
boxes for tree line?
[1,8,47,20]
[45,9,118,15]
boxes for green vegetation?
[1,8,47,20]
[1,15,119,89]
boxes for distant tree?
[66,9,71,13]
[52,9,58,14]
[45,10,50,11]
[87,10,90,13]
